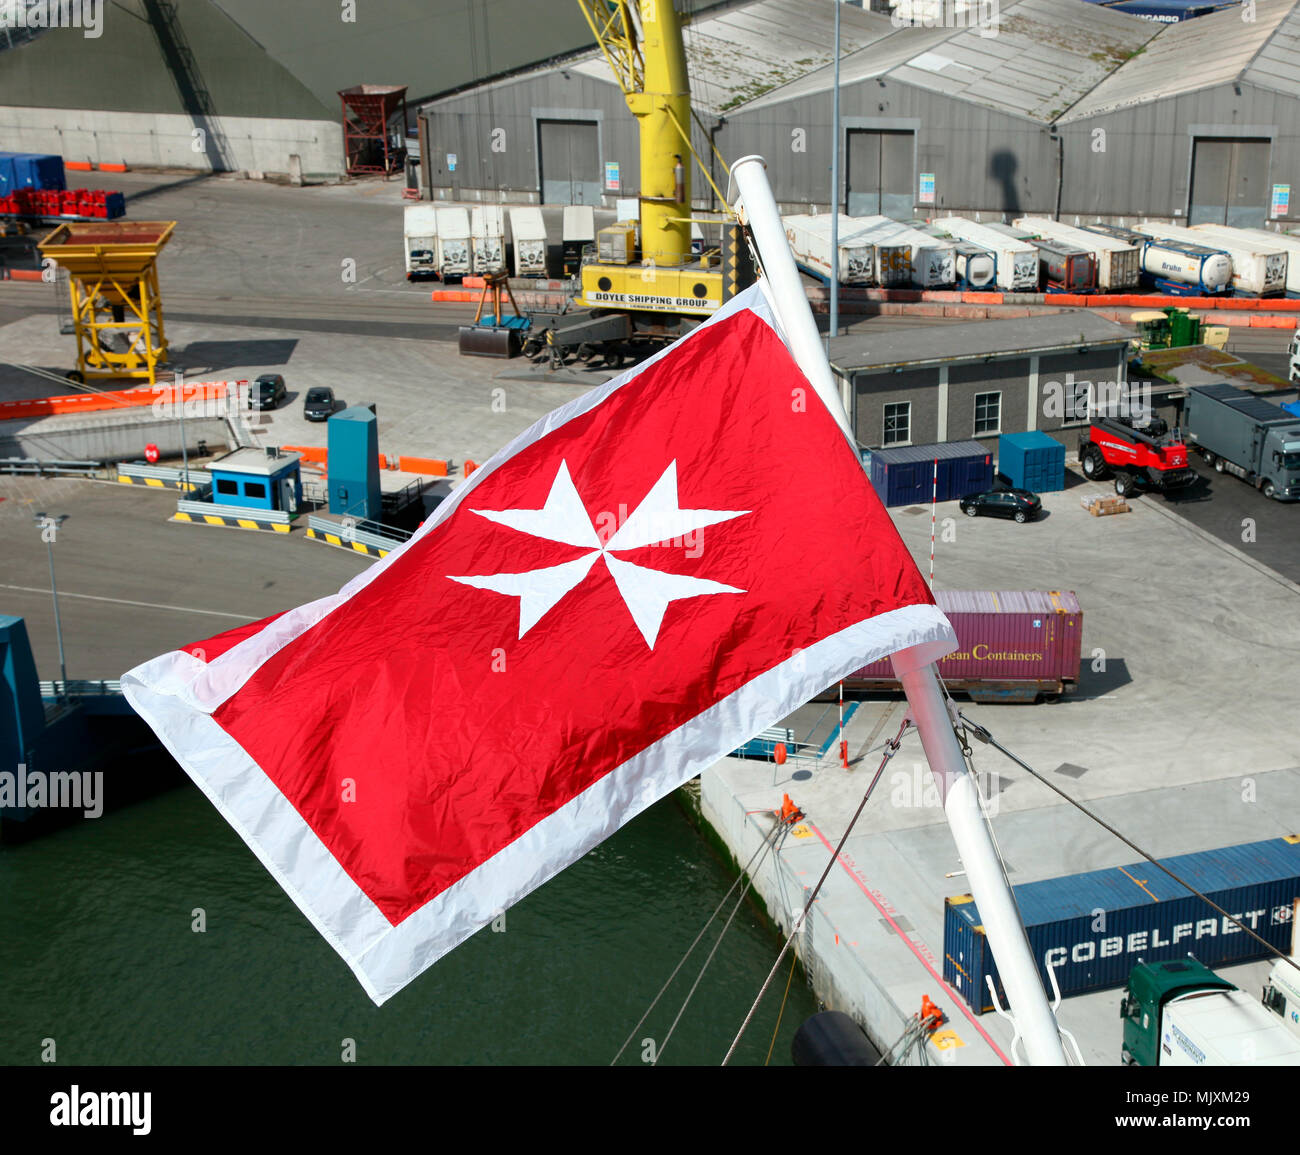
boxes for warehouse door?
[538,119,601,205]
[1188,137,1271,227]
[847,129,913,219]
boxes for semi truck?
[1184,382,1300,501]
[1264,957,1300,1038]
[1121,957,1300,1066]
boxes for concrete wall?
[0,106,345,178]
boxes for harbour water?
[0,780,817,1066]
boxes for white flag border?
[121,281,958,1005]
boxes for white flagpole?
[730,154,1067,1068]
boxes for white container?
[1139,220,1288,297]
[1015,217,1141,291]
[782,214,875,285]
[470,205,506,275]
[402,204,439,278]
[434,207,471,278]
[1191,224,1300,295]
[932,217,1039,291]
[508,207,547,277]
[851,216,955,288]
[922,226,995,288]
[562,204,596,245]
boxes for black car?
[303,387,337,422]
[249,373,286,410]
[959,488,1042,523]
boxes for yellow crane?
[512,0,753,368]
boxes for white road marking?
[0,584,257,620]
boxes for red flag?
[122,284,954,1004]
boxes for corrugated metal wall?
[1058,82,1300,221]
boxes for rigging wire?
[610,810,786,1065]
[654,819,793,1064]
[957,709,1300,981]
[763,949,800,1066]
[721,718,911,1065]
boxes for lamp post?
[175,370,190,490]
[34,512,69,699]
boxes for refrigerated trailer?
[1139,220,1288,296]
[1184,381,1300,500]
[1014,217,1140,290]
[1085,224,1234,294]
[1121,957,1300,1066]
[507,207,548,277]
[931,217,1039,291]
[852,215,955,287]
[470,205,506,275]
[434,207,471,279]
[403,204,439,279]
[1190,223,1300,295]
[782,214,875,285]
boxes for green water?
[0,784,817,1065]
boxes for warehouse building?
[828,312,1134,448]
[416,0,1300,231]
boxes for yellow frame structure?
[38,222,176,385]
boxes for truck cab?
[1264,958,1300,1039]
[1122,957,1300,1065]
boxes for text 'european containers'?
[944,835,1300,1013]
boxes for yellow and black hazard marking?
[304,526,389,558]
[172,510,290,533]
[118,474,202,492]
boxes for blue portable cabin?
[208,447,302,512]
[944,835,1300,1013]
[997,431,1066,493]
[327,405,382,521]
[868,440,993,507]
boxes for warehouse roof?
[829,311,1134,373]
[1059,0,1300,122]
[571,0,890,114]
[736,0,1157,123]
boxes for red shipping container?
[847,590,1082,702]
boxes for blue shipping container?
[869,440,993,507]
[0,153,65,194]
[998,431,1066,493]
[944,835,1300,1013]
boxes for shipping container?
[944,835,1300,1013]
[867,440,992,507]
[1138,220,1287,297]
[508,206,548,277]
[852,215,955,288]
[782,214,875,285]
[0,152,65,195]
[1014,217,1140,291]
[1190,224,1300,296]
[998,431,1065,492]
[847,589,1081,702]
[402,204,439,278]
[1033,238,1096,292]
[931,217,1038,291]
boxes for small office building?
[209,447,302,512]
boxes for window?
[883,402,910,446]
[974,392,1001,436]
[216,479,238,495]
[1065,378,1092,422]
[243,481,267,499]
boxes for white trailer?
[1264,958,1300,1039]
[403,205,440,279]
[434,207,472,279]
[782,214,875,285]
[507,207,548,277]
[1138,220,1288,296]
[470,205,506,275]
[562,205,596,277]
[1191,224,1300,295]
[931,217,1039,291]
[1015,217,1141,291]
[852,215,955,288]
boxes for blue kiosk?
[208,447,302,513]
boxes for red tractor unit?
[1078,412,1196,497]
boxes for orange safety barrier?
[0,381,232,422]
[7,269,45,282]
[430,289,480,303]
[65,161,94,171]
[99,163,128,173]
[464,459,480,476]
[281,445,327,465]
[397,456,449,476]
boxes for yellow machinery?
[513,1,752,368]
[38,221,176,385]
